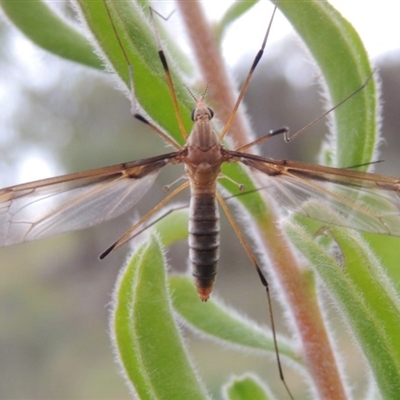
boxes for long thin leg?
[102,0,183,150]
[282,73,374,143]
[149,7,188,140]
[235,72,373,153]
[125,204,189,243]
[235,127,288,152]
[216,191,294,400]
[219,1,280,140]
[99,181,190,259]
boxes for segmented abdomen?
[188,192,220,301]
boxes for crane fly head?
[184,83,214,123]
[190,99,214,122]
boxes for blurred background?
[0,1,400,399]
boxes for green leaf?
[223,374,275,400]
[111,233,208,400]
[169,275,298,364]
[154,208,189,248]
[277,0,377,169]
[75,0,193,147]
[134,210,296,365]
[275,3,398,398]
[0,0,102,69]
[285,219,400,398]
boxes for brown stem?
[256,210,348,399]
[175,0,252,149]
[176,1,347,398]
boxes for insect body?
[185,102,222,300]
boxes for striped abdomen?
[188,192,220,301]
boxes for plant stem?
[177,1,349,398]
[176,0,252,149]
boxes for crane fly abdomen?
[188,192,220,301]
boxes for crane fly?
[1,1,400,398]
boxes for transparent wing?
[0,153,179,246]
[230,151,400,236]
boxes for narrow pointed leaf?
[0,0,102,69]
[169,275,298,363]
[277,0,377,168]
[285,219,400,398]
[111,234,208,399]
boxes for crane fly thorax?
[184,100,223,188]
[185,130,223,187]
[187,119,219,151]
[184,141,222,188]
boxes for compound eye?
[207,107,214,119]
[190,109,196,121]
